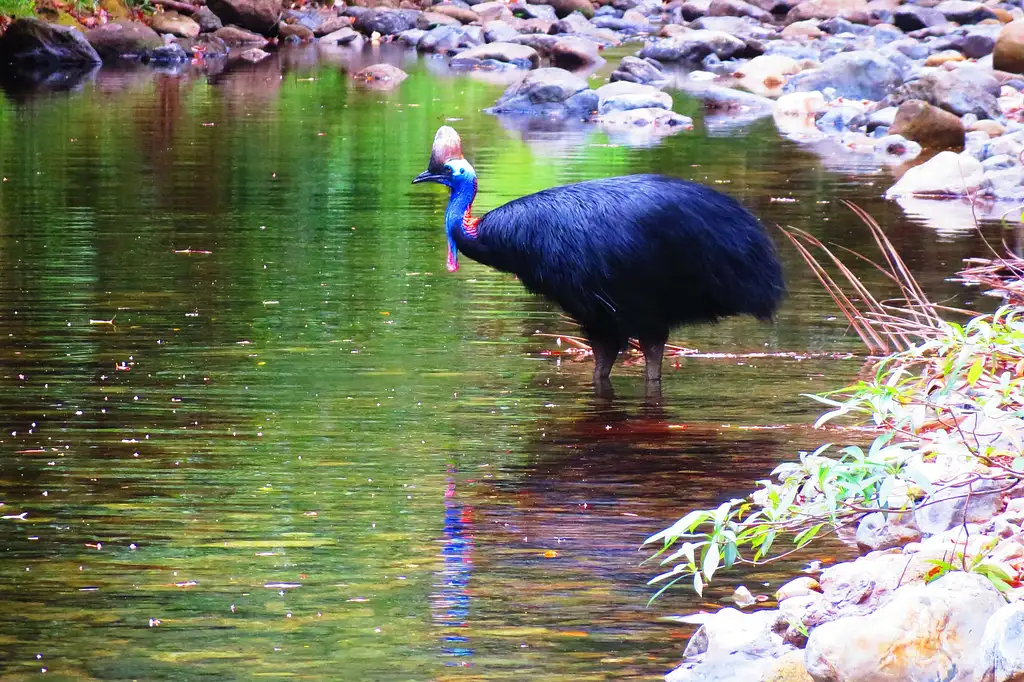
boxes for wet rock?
[733,54,801,96]
[994,20,1024,73]
[281,23,315,42]
[665,608,796,682]
[320,26,363,46]
[551,35,602,68]
[236,46,270,62]
[596,80,672,113]
[914,477,1007,534]
[889,99,966,150]
[708,0,772,22]
[353,9,418,36]
[487,66,598,118]
[206,0,282,36]
[85,20,162,62]
[193,6,225,33]
[484,20,521,42]
[215,25,269,47]
[805,573,1004,682]
[638,30,747,63]
[188,32,229,57]
[783,50,904,101]
[979,601,1024,682]
[451,42,540,68]
[935,0,997,25]
[0,18,102,67]
[885,150,984,197]
[150,11,201,38]
[313,15,353,36]
[893,5,949,32]
[353,63,408,88]
[854,510,925,552]
[610,55,667,85]
[416,25,463,52]
[785,0,866,23]
[538,0,596,18]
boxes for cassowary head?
[412,126,478,272]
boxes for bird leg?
[590,337,620,387]
[639,336,666,385]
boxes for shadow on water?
[0,44,1009,680]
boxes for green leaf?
[968,357,984,386]
[693,571,704,597]
[794,523,825,548]
[723,541,738,569]
[703,542,721,581]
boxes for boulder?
[352,9,418,35]
[353,63,408,88]
[487,66,598,118]
[978,601,1024,682]
[193,6,224,33]
[550,35,602,68]
[638,30,747,62]
[206,0,282,36]
[892,5,948,32]
[785,0,867,23]
[805,573,1005,682]
[782,50,904,101]
[596,80,672,113]
[914,476,1007,534]
[450,41,540,68]
[609,55,667,86]
[150,11,201,38]
[0,18,102,66]
[666,608,796,682]
[889,99,966,150]
[994,20,1024,73]
[935,0,997,25]
[214,25,269,47]
[85,20,162,62]
[885,150,984,198]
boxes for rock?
[666,608,796,682]
[206,0,282,36]
[893,5,949,32]
[693,15,775,39]
[877,134,922,159]
[733,54,801,97]
[805,573,1005,682]
[475,0,515,21]
[638,30,747,63]
[889,99,966,151]
[885,150,984,197]
[550,12,592,34]
[925,49,966,66]
[914,477,1007,534]
[962,31,996,59]
[854,510,925,552]
[775,576,821,601]
[417,11,462,29]
[147,42,189,65]
[353,9,417,35]
[320,26,363,45]
[430,4,481,23]
[817,101,867,130]
[762,650,814,682]
[550,35,601,68]
[600,107,693,132]
[313,15,352,36]
[538,0,596,18]
[781,19,825,39]
[994,20,1024,73]
[733,585,757,608]
[353,63,408,88]
[451,42,540,68]
[510,1,557,20]
[487,66,598,118]
[0,18,102,66]
[708,0,772,22]
[979,601,1024,682]
[887,67,1000,120]
[785,0,866,23]
[280,23,315,42]
[150,11,201,38]
[214,25,269,47]
[596,80,672,113]
[783,51,904,101]
[935,0,997,25]
[610,55,667,85]
[236,46,269,62]
[85,20,162,62]
[416,25,466,53]
[591,13,651,32]
[484,20,521,42]
[193,6,224,33]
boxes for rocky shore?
[5,0,1024,197]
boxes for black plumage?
[413,127,784,387]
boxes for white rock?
[733,54,802,97]
[979,601,1024,682]
[884,151,984,198]
[733,585,757,608]
[667,607,795,682]
[805,572,1004,682]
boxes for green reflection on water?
[0,49,1000,680]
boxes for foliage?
[0,0,36,18]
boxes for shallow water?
[0,46,1005,680]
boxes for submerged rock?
[353,63,408,88]
[0,18,102,67]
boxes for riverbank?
[652,253,1024,681]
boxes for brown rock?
[428,4,481,23]
[150,11,201,38]
[925,48,965,65]
[538,0,596,19]
[313,15,353,36]
[550,35,601,68]
[206,0,282,36]
[85,19,161,61]
[890,99,965,149]
[278,22,313,42]
[994,20,1024,73]
[993,7,1014,23]
[660,23,690,37]
[970,118,1008,136]
[214,24,269,47]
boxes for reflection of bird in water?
[430,468,474,663]
[413,127,785,391]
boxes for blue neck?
[445,178,478,243]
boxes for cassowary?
[413,126,784,387]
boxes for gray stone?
[692,15,775,39]
[487,67,599,118]
[609,55,667,86]
[885,150,983,197]
[590,14,650,32]
[637,29,747,63]
[0,18,102,66]
[451,41,540,68]
[707,0,772,22]
[981,167,1024,196]
[353,9,418,36]
[866,106,898,130]
[914,477,1007,534]
[147,42,189,65]
[979,601,1024,682]
[321,26,364,46]
[783,50,905,101]
[483,20,520,42]
[596,80,672,113]
[935,0,997,25]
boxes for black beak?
[412,169,443,185]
